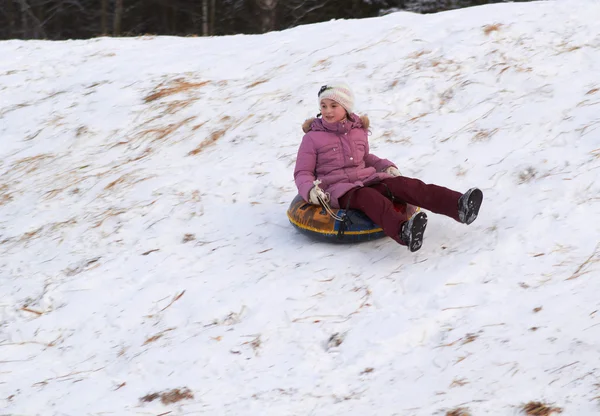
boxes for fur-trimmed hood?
[302,114,370,133]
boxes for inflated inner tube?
[287,194,418,244]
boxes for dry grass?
[557,45,582,54]
[327,332,345,349]
[408,49,432,59]
[192,121,208,131]
[312,59,330,69]
[140,387,194,405]
[182,233,196,243]
[75,126,89,137]
[145,78,210,103]
[188,129,228,156]
[586,88,599,95]
[143,334,163,345]
[521,401,562,415]
[104,173,133,190]
[164,99,197,114]
[437,332,479,348]
[64,257,101,277]
[0,184,13,206]
[11,154,55,175]
[247,79,268,88]
[447,407,471,416]
[450,378,469,388]
[462,333,478,345]
[92,208,127,228]
[483,23,503,35]
[566,243,600,280]
[518,166,537,184]
[242,335,262,352]
[136,116,196,145]
[472,128,499,142]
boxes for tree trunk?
[33,0,44,38]
[113,0,124,36]
[210,0,216,35]
[19,0,29,38]
[202,0,209,36]
[7,0,15,38]
[101,0,108,35]
[255,0,278,33]
[17,0,47,39]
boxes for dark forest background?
[1,0,531,40]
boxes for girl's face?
[320,99,347,123]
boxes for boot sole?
[408,212,428,252]
[464,189,483,225]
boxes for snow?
[1,1,600,414]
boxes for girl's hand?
[309,185,329,205]
[385,166,402,177]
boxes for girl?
[294,82,483,252]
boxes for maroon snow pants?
[337,176,462,245]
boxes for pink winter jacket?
[294,114,396,209]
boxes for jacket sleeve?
[294,134,317,202]
[364,139,396,172]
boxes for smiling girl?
[293,82,483,252]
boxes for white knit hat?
[317,83,355,114]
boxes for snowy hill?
[2,1,600,414]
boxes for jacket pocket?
[355,142,367,163]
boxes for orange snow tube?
[287,194,419,244]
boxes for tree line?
[0,0,528,40]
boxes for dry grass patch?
[187,114,253,156]
[11,154,55,175]
[557,45,582,54]
[182,233,196,243]
[136,116,196,145]
[92,208,128,228]
[140,387,194,404]
[450,378,469,388]
[408,49,432,59]
[247,79,268,88]
[164,99,196,114]
[447,408,471,416]
[0,184,13,206]
[472,128,499,142]
[586,88,599,95]
[143,334,163,345]
[518,166,537,184]
[521,401,562,415]
[483,23,503,35]
[242,334,262,354]
[192,121,208,131]
[188,129,227,156]
[145,78,210,103]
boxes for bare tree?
[113,0,124,36]
[255,0,278,33]
[6,0,16,38]
[202,0,209,36]
[101,0,109,34]
[16,0,49,39]
[210,0,216,35]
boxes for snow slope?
[1,1,600,414]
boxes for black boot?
[458,188,483,225]
[399,212,428,252]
